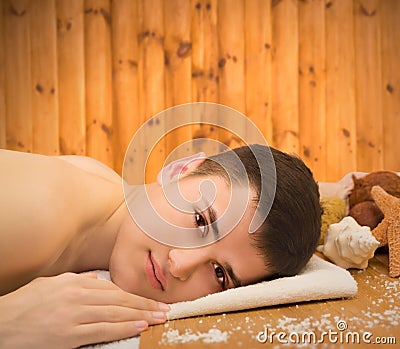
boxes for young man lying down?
[0,144,321,348]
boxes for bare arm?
[0,150,169,348]
[0,150,78,293]
[0,150,122,294]
[0,272,169,349]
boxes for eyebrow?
[206,204,220,240]
[225,263,242,288]
[202,201,242,288]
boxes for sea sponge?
[349,201,384,229]
[348,171,400,230]
[348,171,400,208]
[320,197,347,245]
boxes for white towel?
[167,255,357,320]
[87,255,356,348]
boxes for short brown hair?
[189,144,321,279]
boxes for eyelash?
[193,212,226,290]
[194,210,209,238]
[213,263,227,290]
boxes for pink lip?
[145,252,166,291]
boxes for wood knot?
[218,58,226,68]
[359,5,377,17]
[101,123,112,136]
[9,5,26,16]
[176,42,192,58]
[192,71,204,78]
[303,146,310,158]
[35,84,44,93]
[386,84,394,93]
[342,128,350,138]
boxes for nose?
[168,249,208,281]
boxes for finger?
[81,272,98,279]
[53,274,169,312]
[79,288,170,312]
[73,321,147,348]
[77,305,167,326]
[79,275,121,290]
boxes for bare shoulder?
[55,155,121,184]
[0,150,122,294]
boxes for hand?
[0,272,170,349]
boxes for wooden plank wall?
[0,0,399,182]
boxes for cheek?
[109,218,146,291]
[168,272,221,302]
[153,199,193,229]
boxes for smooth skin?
[0,149,268,348]
[0,150,169,348]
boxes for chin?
[108,262,153,299]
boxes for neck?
[58,183,155,274]
[63,199,128,273]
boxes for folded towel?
[87,255,356,348]
[167,255,357,320]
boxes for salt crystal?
[160,328,228,345]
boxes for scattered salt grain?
[161,274,398,348]
[160,328,228,345]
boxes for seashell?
[317,216,380,269]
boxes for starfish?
[371,185,400,278]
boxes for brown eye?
[194,211,209,238]
[213,263,226,289]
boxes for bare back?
[0,150,123,295]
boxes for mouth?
[145,252,166,291]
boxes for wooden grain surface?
[140,252,399,348]
[324,0,357,182]
[0,0,6,149]
[84,0,113,168]
[111,0,139,174]
[298,0,326,181]
[354,0,383,172]
[30,0,59,155]
[1,0,400,181]
[56,0,86,156]
[3,0,33,153]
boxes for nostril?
[167,251,178,277]
[168,250,189,281]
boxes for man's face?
[109,175,269,303]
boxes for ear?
[157,152,206,185]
